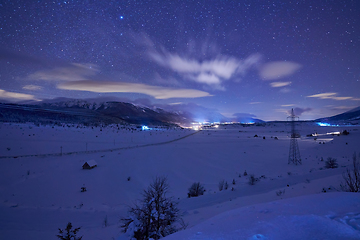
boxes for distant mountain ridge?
[316,106,360,123]
[0,99,191,127]
[1,98,358,126]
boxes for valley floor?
[0,122,359,239]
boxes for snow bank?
[164,192,360,240]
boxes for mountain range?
[0,98,358,126]
[0,99,188,127]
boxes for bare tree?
[248,174,257,185]
[188,182,205,197]
[121,177,181,240]
[341,153,360,192]
[218,179,225,191]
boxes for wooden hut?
[82,160,97,169]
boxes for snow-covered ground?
[164,192,360,240]
[0,122,359,239]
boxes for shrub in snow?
[56,222,82,240]
[103,215,108,227]
[121,177,182,240]
[248,174,257,185]
[342,130,349,135]
[341,153,360,192]
[243,170,248,176]
[218,180,225,191]
[325,157,338,169]
[224,181,228,190]
[188,182,205,197]
[276,189,285,196]
[232,179,236,185]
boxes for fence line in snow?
[0,130,200,159]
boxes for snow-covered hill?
[316,105,360,123]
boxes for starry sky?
[0,0,359,121]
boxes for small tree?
[218,179,225,191]
[341,153,360,192]
[224,181,228,190]
[121,177,181,240]
[325,157,338,169]
[56,222,82,240]
[188,182,205,197]
[248,174,257,185]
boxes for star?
[0,1,358,120]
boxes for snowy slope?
[164,192,360,240]
[316,105,360,122]
[0,122,359,239]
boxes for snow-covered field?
[0,122,359,239]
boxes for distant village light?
[317,122,339,127]
[317,122,331,127]
[142,125,150,130]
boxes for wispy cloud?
[281,104,294,107]
[0,89,39,101]
[27,63,211,99]
[259,61,302,80]
[307,92,354,100]
[279,87,291,93]
[168,102,183,105]
[327,105,355,110]
[22,85,43,91]
[58,80,212,99]
[270,81,291,87]
[149,49,261,90]
[275,108,290,114]
[27,63,99,82]
[233,113,256,118]
[250,102,261,104]
[287,107,312,116]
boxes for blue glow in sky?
[0,1,359,121]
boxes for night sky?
[1,1,359,121]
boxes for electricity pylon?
[288,108,301,165]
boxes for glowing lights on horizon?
[327,131,341,135]
[317,122,331,127]
[186,121,255,130]
[141,125,150,130]
[316,122,339,127]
